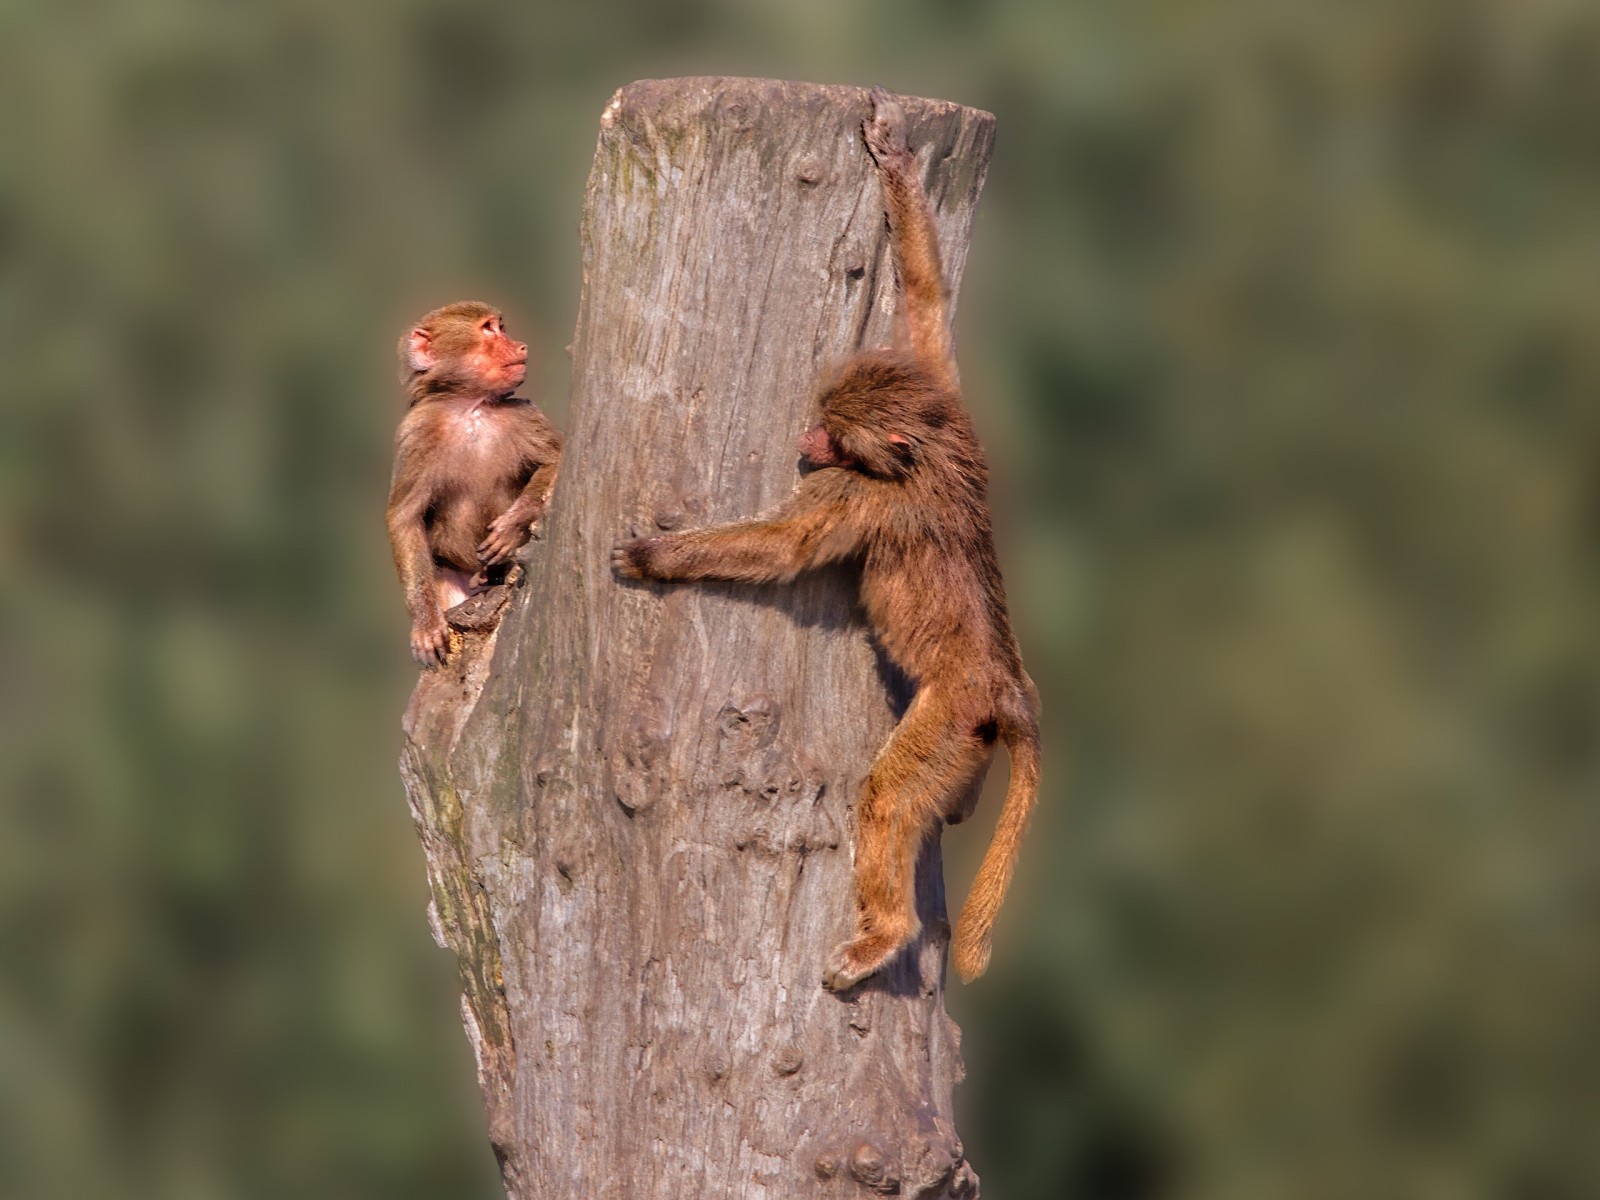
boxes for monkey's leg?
[823,693,991,991]
[945,719,1000,825]
[435,566,477,611]
[944,772,986,827]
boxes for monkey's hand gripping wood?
[399,79,994,1200]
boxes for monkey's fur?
[614,90,1040,989]
[388,301,562,667]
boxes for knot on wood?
[849,1140,899,1194]
[847,995,873,1036]
[947,1161,980,1199]
[771,1043,804,1076]
[727,770,838,856]
[903,1118,970,1198]
[609,714,674,813]
[704,1052,730,1085]
[717,699,780,750]
[718,95,754,131]
[716,701,841,855]
[551,828,586,891]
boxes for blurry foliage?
[3,0,1599,1197]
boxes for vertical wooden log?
[401,77,995,1200]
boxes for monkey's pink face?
[801,419,915,478]
[471,313,529,393]
[799,423,848,467]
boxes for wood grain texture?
[401,77,995,1200]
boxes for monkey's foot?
[862,86,909,163]
[822,934,904,992]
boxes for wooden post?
[401,77,995,1200]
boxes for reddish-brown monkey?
[387,301,562,667]
[613,90,1040,988]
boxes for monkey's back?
[852,431,1026,710]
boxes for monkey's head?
[802,351,956,481]
[399,300,529,404]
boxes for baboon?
[388,301,562,667]
[614,89,1040,988]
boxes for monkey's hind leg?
[945,722,997,826]
[823,693,992,991]
[434,566,478,611]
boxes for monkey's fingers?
[477,536,512,566]
[476,522,516,565]
[611,540,653,580]
[410,619,451,668]
[482,508,543,565]
[862,86,908,163]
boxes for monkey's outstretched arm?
[613,497,856,585]
[862,87,953,379]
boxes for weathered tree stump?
[400,77,995,1200]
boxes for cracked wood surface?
[400,77,995,1200]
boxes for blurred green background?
[4,1,1599,1197]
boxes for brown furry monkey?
[613,90,1040,988]
[388,301,562,667]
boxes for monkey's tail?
[951,714,1041,983]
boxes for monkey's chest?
[434,423,530,498]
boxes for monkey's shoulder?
[398,395,557,448]
[492,394,556,423]
[494,397,563,452]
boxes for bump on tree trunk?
[400,77,995,1200]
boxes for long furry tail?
[951,719,1041,982]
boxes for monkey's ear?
[404,329,435,373]
[886,431,915,462]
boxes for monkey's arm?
[387,439,450,667]
[480,415,564,565]
[863,88,953,380]
[613,497,856,585]
[479,457,561,565]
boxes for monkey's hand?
[862,86,909,164]
[478,507,537,567]
[410,611,452,668]
[611,537,663,581]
